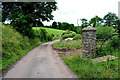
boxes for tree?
[103,12,118,27]
[58,22,62,29]
[52,21,57,28]
[89,16,103,27]
[2,2,57,37]
[61,22,70,30]
[115,19,120,39]
[80,18,89,28]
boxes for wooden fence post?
[82,26,96,58]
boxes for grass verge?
[52,40,82,49]
[1,42,45,70]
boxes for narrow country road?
[3,40,77,78]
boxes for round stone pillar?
[82,26,96,58]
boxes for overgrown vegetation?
[62,55,118,78]
[52,24,119,78]
[96,24,119,57]
[96,24,117,40]
[1,24,50,70]
[34,29,53,41]
[96,36,120,58]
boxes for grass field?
[32,27,65,35]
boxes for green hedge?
[34,29,53,41]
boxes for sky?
[43,0,120,26]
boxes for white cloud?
[43,0,120,26]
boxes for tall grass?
[62,55,118,78]
[1,24,43,70]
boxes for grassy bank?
[1,24,46,70]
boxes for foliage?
[61,30,76,40]
[72,26,82,34]
[89,16,103,27]
[96,25,117,40]
[52,21,57,28]
[34,29,53,41]
[1,24,43,70]
[59,22,75,30]
[73,34,82,40]
[62,55,118,78]
[62,34,73,40]
[2,2,57,37]
[11,13,35,38]
[103,12,118,27]
[96,36,119,57]
[109,36,120,49]
[2,2,57,26]
[52,22,75,31]
[80,18,90,28]
[52,40,82,49]
[115,19,120,39]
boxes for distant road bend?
[3,40,77,78]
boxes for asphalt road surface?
[3,40,77,78]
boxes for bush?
[73,34,82,40]
[96,25,117,40]
[71,32,76,36]
[96,36,120,57]
[62,30,70,36]
[62,34,74,40]
[109,36,120,49]
[34,29,53,41]
[61,30,76,40]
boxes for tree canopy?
[103,12,118,27]
[2,2,57,26]
[2,2,57,37]
[89,16,103,27]
[80,18,89,28]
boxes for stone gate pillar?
[82,26,96,58]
